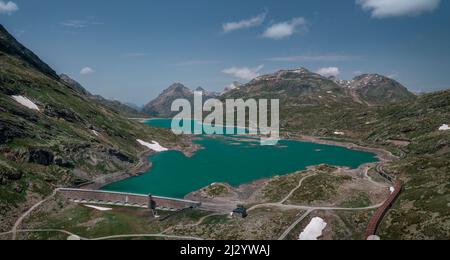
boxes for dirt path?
[3,229,203,241]
[278,209,313,240]
[280,174,317,204]
[91,234,203,241]
[160,212,223,236]
[250,202,383,212]
[11,189,60,240]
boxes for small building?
[231,205,248,218]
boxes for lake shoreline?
[285,134,397,164]
[93,130,396,199]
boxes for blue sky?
[1,0,449,105]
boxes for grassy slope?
[288,91,450,239]
[371,91,450,239]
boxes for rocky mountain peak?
[166,83,189,92]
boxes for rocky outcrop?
[0,164,23,185]
[43,105,85,124]
[108,149,134,163]
[54,156,75,168]
[28,149,54,166]
[0,119,28,144]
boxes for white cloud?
[61,18,103,28]
[266,55,361,62]
[223,12,267,33]
[316,67,340,77]
[262,17,308,40]
[0,1,18,14]
[80,67,94,76]
[357,0,441,18]
[222,65,264,81]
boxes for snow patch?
[390,187,396,194]
[439,124,450,131]
[84,205,112,211]
[334,131,345,136]
[92,130,100,136]
[11,95,40,111]
[67,235,81,240]
[299,217,327,240]
[137,139,169,152]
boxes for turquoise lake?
[102,119,378,198]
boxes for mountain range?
[146,68,416,119]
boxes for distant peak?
[166,83,188,91]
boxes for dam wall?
[58,188,201,211]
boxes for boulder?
[28,149,54,166]
[0,164,23,185]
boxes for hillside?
[345,74,417,105]
[373,90,450,239]
[0,25,183,231]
